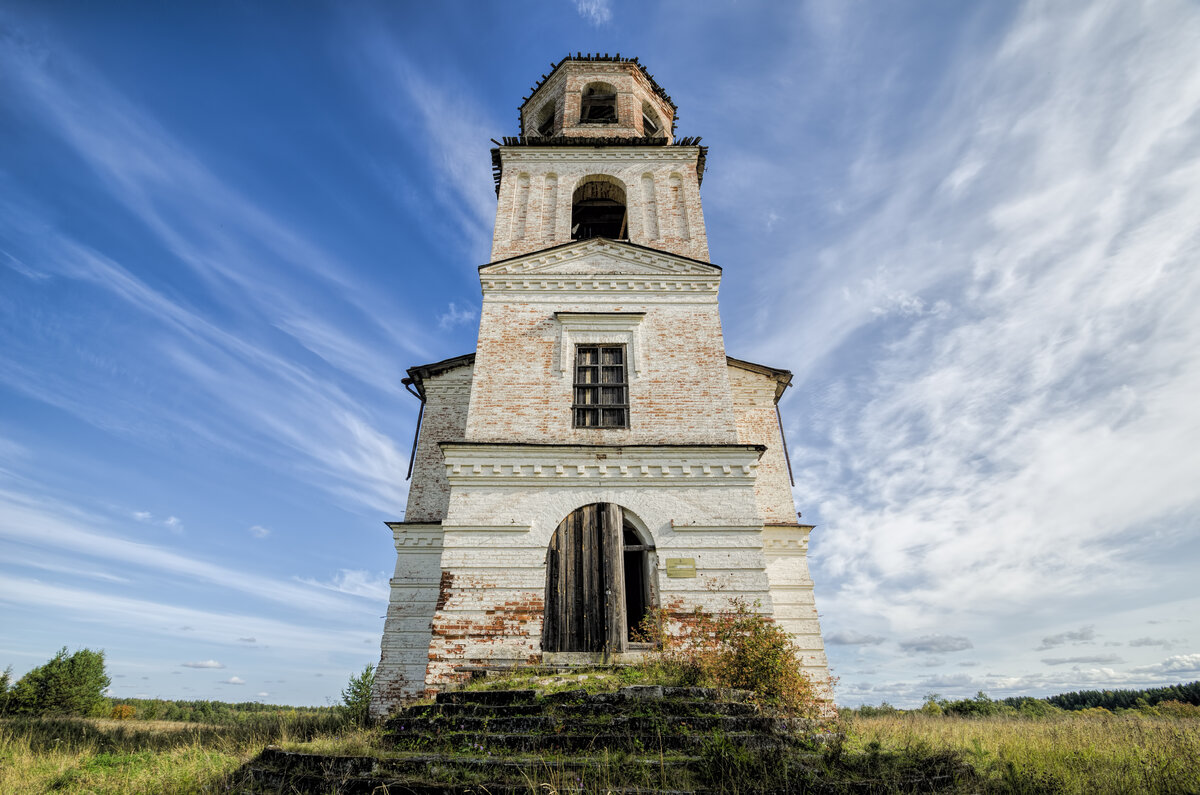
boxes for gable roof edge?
[727,355,793,403]
[479,238,720,274]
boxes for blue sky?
[2,0,1198,707]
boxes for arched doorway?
[543,503,654,653]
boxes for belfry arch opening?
[535,102,556,137]
[579,82,618,123]
[543,503,656,654]
[571,177,627,241]
[641,101,663,137]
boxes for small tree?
[6,647,111,716]
[0,665,12,714]
[341,663,375,726]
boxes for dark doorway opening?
[622,525,654,642]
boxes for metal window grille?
[573,345,628,428]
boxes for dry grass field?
[0,714,364,794]
[845,710,1200,794]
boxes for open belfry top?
[370,54,830,717]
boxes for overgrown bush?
[636,599,823,716]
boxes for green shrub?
[4,647,111,717]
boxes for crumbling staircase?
[240,685,809,793]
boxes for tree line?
[1038,680,1200,712]
[2,647,375,726]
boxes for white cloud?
[249,525,270,539]
[1130,654,1200,675]
[572,0,612,27]
[163,516,183,534]
[133,511,152,522]
[1129,637,1174,649]
[826,630,886,646]
[180,660,225,669]
[1037,626,1096,651]
[1041,655,1123,666]
[437,302,478,330]
[899,635,973,654]
[256,691,269,698]
[223,676,245,685]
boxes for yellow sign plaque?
[665,558,697,578]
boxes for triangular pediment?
[480,239,720,277]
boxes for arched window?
[579,82,618,124]
[571,177,627,240]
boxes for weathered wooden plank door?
[544,503,627,654]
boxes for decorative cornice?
[671,520,763,533]
[440,443,763,487]
[499,147,700,163]
[761,525,814,557]
[480,277,718,300]
[440,523,532,533]
[387,522,445,551]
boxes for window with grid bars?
[573,345,628,428]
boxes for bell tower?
[490,55,709,263]
[371,55,831,717]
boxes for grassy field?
[3,709,1199,792]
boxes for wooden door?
[543,503,626,654]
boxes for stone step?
[389,713,784,737]
[395,730,797,753]
[431,685,753,707]
[434,688,540,706]
[398,697,761,721]
[239,747,711,794]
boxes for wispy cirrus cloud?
[0,34,429,368]
[0,486,369,616]
[0,575,374,653]
[0,232,411,514]
[347,22,502,261]
[181,660,225,669]
[298,569,390,602]
[0,34,420,515]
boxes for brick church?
[371,55,830,717]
